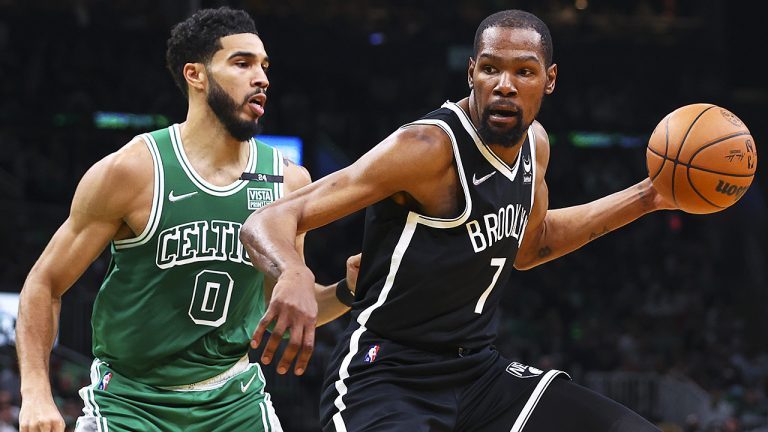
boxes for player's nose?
[251,68,269,91]
[493,73,516,96]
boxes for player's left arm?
[514,122,676,270]
[264,160,357,325]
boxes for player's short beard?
[476,108,527,148]
[207,74,263,142]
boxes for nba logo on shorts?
[505,362,543,378]
[98,372,113,390]
[364,345,380,363]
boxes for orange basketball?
[646,103,757,214]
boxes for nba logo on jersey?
[98,372,113,390]
[247,188,274,210]
[364,345,380,363]
[522,156,533,184]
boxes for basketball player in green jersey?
[16,7,357,432]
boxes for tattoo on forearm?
[537,246,552,258]
[589,226,610,240]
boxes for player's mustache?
[242,88,266,104]
[486,101,521,114]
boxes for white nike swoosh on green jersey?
[240,371,258,392]
[168,190,198,202]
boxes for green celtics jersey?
[92,124,285,387]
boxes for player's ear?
[467,57,476,90]
[184,63,207,93]
[544,63,557,95]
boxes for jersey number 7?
[474,258,507,314]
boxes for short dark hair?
[473,10,553,67]
[166,7,258,97]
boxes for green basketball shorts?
[75,356,282,432]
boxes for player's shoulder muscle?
[382,123,455,179]
[531,120,551,173]
[282,158,311,195]
[72,136,153,221]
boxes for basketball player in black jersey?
[241,9,674,432]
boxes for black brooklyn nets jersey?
[352,101,537,353]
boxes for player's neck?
[180,108,249,168]
[459,97,524,166]
[174,114,251,186]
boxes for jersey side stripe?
[399,119,473,228]
[528,126,537,210]
[509,370,568,432]
[273,147,284,200]
[331,212,420,430]
[114,133,164,249]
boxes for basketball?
[646,103,757,214]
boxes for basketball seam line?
[646,145,755,177]
[670,105,717,205]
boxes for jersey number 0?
[188,270,234,327]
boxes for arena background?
[0,0,766,430]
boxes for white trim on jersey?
[528,126,537,211]
[509,370,568,432]
[515,125,537,248]
[331,213,420,431]
[114,133,165,250]
[444,101,533,183]
[399,119,473,228]
[273,146,285,200]
[169,124,256,196]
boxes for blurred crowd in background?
[0,0,766,431]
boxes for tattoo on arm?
[537,246,552,258]
[588,226,610,240]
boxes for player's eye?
[482,65,497,74]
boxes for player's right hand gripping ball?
[646,103,757,214]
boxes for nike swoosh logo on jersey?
[240,371,258,392]
[168,190,198,202]
[472,171,496,186]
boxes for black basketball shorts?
[320,330,569,432]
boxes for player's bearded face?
[207,73,263,141]
[476,101,528,148]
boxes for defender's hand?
[251,267,317,376]
[346,253,362,292]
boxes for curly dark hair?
[473,10,553,67]
[166,7,258,97]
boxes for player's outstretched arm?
[514,123,676,270]
[16,139,150,432]
[259,161,361,327]
[240,125,452,376]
